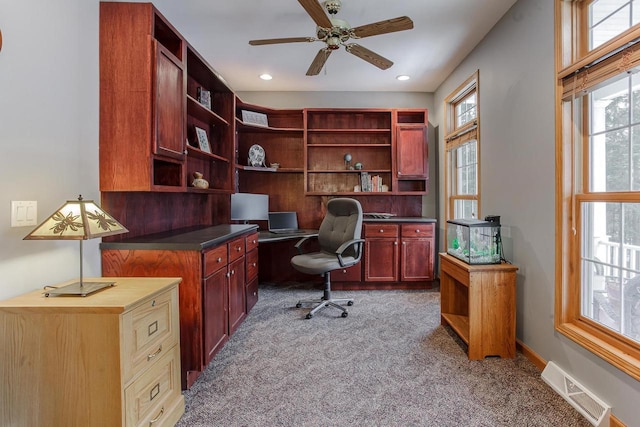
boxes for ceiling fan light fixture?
[259,73,273,80]
[396,75,410,81]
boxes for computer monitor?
[231,193,269,222]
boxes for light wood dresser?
[0,277,185,426]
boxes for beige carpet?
[176,282,590,426]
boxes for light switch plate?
[11,201,37,227]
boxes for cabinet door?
[228,256,246,336]
[203,268,228,365]
[364,238,399,282]
[401,238,434,281]
[396,125,427,178]
[154,44,185,160]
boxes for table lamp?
[24,195,128,297]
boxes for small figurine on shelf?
[344,153,353,170]
[192,172,209,189]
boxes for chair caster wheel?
[347,301,354,306]
[296,303,302,308]
[306,313,313,319]
[341,312,348,318]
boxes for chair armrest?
[335,238,365,267]
[294,235,318,255]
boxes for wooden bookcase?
[305,109,393,195]
[100,2,234,194]
[439,253,518,359]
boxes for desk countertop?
[100,224,259,251]
[363,217,437,223]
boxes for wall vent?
[541,361,611,427]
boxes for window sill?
[557,320,640,381]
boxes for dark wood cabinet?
[364,223,400,282]
[154,44,186,160]
[100,2,234,194]
[395,110,428,193]
[400,224,435,281]
[357,221,435,289]
[245,232,259,312]
[101,225,258,389]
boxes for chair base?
[296,297,354,319]
[295,271,353,319]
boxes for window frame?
[555,0,640,381]
[444,71,480,223]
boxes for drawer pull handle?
[415,229,420,233]
[379,229,384,233]
[236,246,242,252]
[150,383,160,401]
[252,262,257,267]
[217,257,222,263]
[149,407,165,425]
[148,320,158,337]
[147,344,162,361]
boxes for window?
[556,0,640,380]
[445,72,479,221]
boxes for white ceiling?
[140,0,518,92]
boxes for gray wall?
[432,0,640,423]
[0,0,102,300]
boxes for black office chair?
[291,198,364,319]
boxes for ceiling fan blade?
[345,44,393,70]
[298,0,332,28]
[351,16,414,38]
[249,37,315,46]
[306,49,332,76]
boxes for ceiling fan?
[249,0,414,76]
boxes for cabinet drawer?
[204,245,228,277]
[246,248,259,282]
[333,264,362,282]
[401,223,434,238]
[122,286,179,383]
[364,223,399,238]
[245,232,259,252]
[228,236,246,262]
[246,277,258,313]
[124,344,183,427]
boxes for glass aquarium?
[447,219,501,264]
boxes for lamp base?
[43,281,116,297]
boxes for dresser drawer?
[364,223,399,238]
[228,236,246,262]
[122,286,180,383]
[401,223,434,238]
[245,232,259,252]
[204,245,228,277]
[124,344,183,427]
[246,248,259,282]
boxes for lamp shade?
[24,195,128,241]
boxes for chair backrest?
[318,198,363,257]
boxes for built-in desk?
[258,229,318,243]
[101,224,258,389]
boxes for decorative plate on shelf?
[364,213,397,219]
[248,144,266,167]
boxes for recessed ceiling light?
[396,75,410,81]
[259,74,273,81]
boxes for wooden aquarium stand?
[439,253,518,359]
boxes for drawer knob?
[415,229,420,233]
[379,229,384,233]
[237,246,242,252]
[147,344,162,361]
[252,262,257,267]
[149,407,165,424]
[217,257,222,263]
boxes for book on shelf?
[197,87,211,109]
[359,172,384,192]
